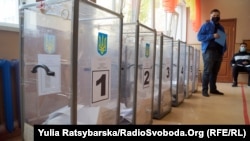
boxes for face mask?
[240,46,246,52]
[212,17,220,23]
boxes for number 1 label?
[92,70,109,103]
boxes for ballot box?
[19,0,123,140]
[153,32,173,119]
[184,45,194,98]
[192,48,201,93]
[120,22,156,124]
[171,40,186,107]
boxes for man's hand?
[214,33,220,38]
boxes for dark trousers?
[202,49,222,93]
[232,66,250,83]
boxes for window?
[0,0,19,31]
[122,0,139,23]
[175,3,187,41]
[132,0,187,41]
[96,0,122,14]
[1,0,187,39]
[165,12,179,39]
[139,0,152,27]
[142,0,187,41]
[0,0,19,25]
[154,0,167,32]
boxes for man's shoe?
[202,93,209,97]
[232,82,237,87]
[210,90,224,95]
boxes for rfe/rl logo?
[97,32,108,56]
[145,43,150,58]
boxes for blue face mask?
[240,46,246,52]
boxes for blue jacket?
[197,21,227,54]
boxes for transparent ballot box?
[192,48,200,93]
[184,45,194,98]
[120,22,156,124]
[153,33,173,119]
[19,0,122,135]
[171,40,186,107]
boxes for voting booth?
[153,32,173,119]
[120,22,156,124]
[184,45,194,98]
[192,48,200,93]
[171,40,186,107]
[20,0,122,140]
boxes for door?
[217,19,236,82]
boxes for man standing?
[231,42,250,87]
[197,9,227,97]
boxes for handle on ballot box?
[31,64,55,76]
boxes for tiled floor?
[153,82,250,125]
[3,83,250,141]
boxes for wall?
[187,0,250,44]
[0,28,20,140]
[0,30,19,59]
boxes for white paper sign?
[38,54,61,95]
[91,57,111,104]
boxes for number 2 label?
[143,68,150,88]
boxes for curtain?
[185,0,201,32]
[162,0,179,13]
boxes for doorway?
[217,19,236,83]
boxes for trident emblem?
[44,34,56,54]
[97,32,108,56]
[145,43,150,58]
